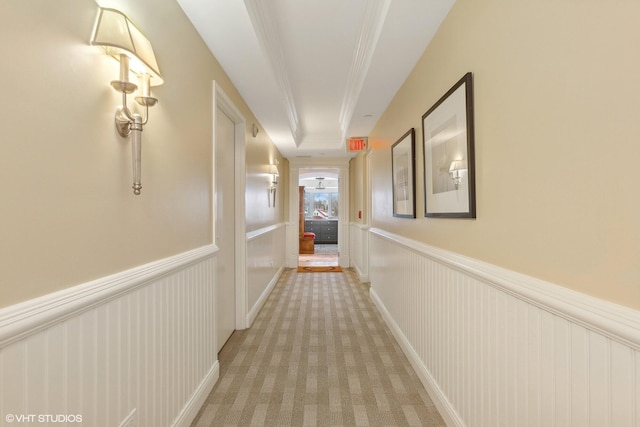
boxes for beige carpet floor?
[191,268,445,427]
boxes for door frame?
[212,81,248,331]
[287,157,350,268]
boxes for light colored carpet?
[191,268,445,427]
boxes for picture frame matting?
[422,72,476,218]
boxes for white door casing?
[212,82,248,353]
[286,157,350,269]
[215,106,236,351]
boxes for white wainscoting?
[0,245,219,427]
[369,228,640,427]
[246,223,286,327]
[349,222,369,282]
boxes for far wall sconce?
[268,163,279,207]
[252,123,259,138]
[90,7,164,195]
[449,159,467,190]
[269,164,280,186]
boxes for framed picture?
[422,72,476,218]
[391,128,416,218]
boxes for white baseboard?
[354,266,369,283]
[247,266,284,327]
[370,288,462,427]
[172,361,220,427]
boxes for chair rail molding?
[370,228,640,349]
[0,244,218,348]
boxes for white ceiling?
[176,0,455,159]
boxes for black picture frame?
[422,72,476,218]
[391,128,416,218]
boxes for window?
[304,192,339,219]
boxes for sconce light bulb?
[141,73,151,98]
[111,54,137,94]
[119,54,130,82]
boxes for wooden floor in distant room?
[298,244,338,267]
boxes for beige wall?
[0,0,284,308]
[366,0,640,309]
[245,127,286,232]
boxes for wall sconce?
[269,164,280,186]
[268,164,279,208]
[90,7,163,195]
[449,159,467,190]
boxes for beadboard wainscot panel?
[0,245,219,427]
[246,223,286,327]
[349,222,370,282]
[369,228,640,427]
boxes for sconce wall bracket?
[115,106,132,137]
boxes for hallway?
[191,269,444,426]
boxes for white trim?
[370,289,462,427]
[0,244,218,349]
[337,166,350,268]
[364,150,373,226]
[352,222,370,231]
[369,227,640,350]
[213,81,248,330]
[349,222,370,282]
[244,0,302,144]
[338,0,391,141]
[247,266,284,328]
[246,222,286,241]
[171,361,220,427]
[287,157,351,269]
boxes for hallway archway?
[286,158,350,269]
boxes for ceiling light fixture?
[315,177,325,190]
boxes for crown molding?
[338,0,391,142]
[244,0,303,145]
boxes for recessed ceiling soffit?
[244,0,391,150]
[244,0,303,146]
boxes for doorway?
[215,106,236,351]
[298,170,339,267]
[286,158,350,269]
[212,82,248,352]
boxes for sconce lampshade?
[269,165,280,177]
[449,159,467,173]
[90,7,163,86]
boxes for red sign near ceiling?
[347,137,367,152]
